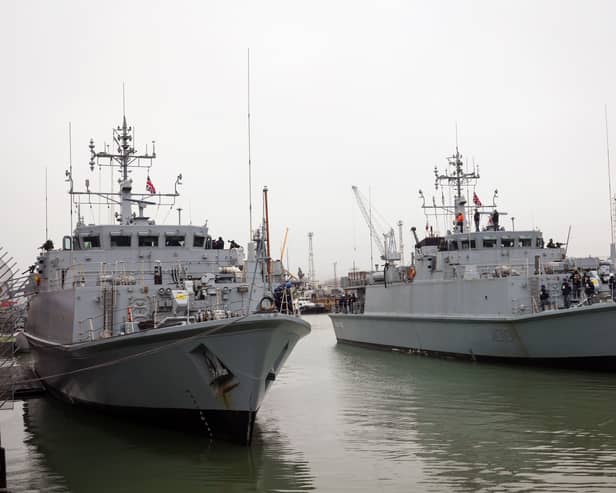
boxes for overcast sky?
[3,0,616,281]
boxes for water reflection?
[7,315,616,491]
[18,397,314,492]
[333,342,616,491]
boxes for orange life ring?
[408,266,416,281]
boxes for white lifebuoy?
[258,296,275,312]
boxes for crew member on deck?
[455,211,465,233]
[540,285,550,311]
[491,209,499,231]
[584,278,596,304]
[571,270,582,299]
[561,280,571,308]
[474,209,480,232]
[547,238,556,248]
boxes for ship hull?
[330,303,616,370]
[26,314,310,444]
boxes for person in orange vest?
[455,211,465,232]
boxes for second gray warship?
[25,113,310,444]
[331,147,616,370]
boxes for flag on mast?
[473,191,482,207]
[146,175,156,194]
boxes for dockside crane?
[351,186,401,264]
[308,232,315,282]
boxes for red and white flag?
[472,191,482,207]
[146,176,156,194]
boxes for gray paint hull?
[330,304,616,368]
[27,314,309,443]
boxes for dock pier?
[0,246,44,491]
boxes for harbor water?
[4,314,616,492]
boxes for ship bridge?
[440,230,545,251]
[69,224,217,250]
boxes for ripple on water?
[5,314,616,491]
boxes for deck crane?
[351,186,401,263]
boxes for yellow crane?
[280,227,289,265]
[279,228,298,280]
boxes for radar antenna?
[67,108,183,226]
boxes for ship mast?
[420,146,510,236]
[420,147,487,234]
[66,109,183,227]
[438,147,479,218]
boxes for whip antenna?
[69,122,73,236]
[247,48,254,240]
[45,167,48,240]
[606,105,615,264]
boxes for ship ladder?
[102,285,115,337]
[279,289,292,315]
[529,277,540,314]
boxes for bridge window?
[193,235,205,248]
[82,235,100,249]
[165,235,185,247]
[138,235,159,247]
[460,240,476,249]
[501,238,515,248]
[518,238,532,247]
[110,235,132,247]
[483,239,497,248]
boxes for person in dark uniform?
[584,278,595,304]
[539,285,550,311]
[571,270,581,299]
[561,279,571,308]
[348,292,357,313]
[547,238,556,248]
[40,239,54,251]
[492,210,499,231]
[474,209,480,232]
[337,294,346,313]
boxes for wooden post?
[0,430,7,489]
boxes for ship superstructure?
[331,147,616,369]
[25,113,309,443]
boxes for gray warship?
[25,114,310,444]
[331,147,616,369]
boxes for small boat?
[297,296,327,314]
